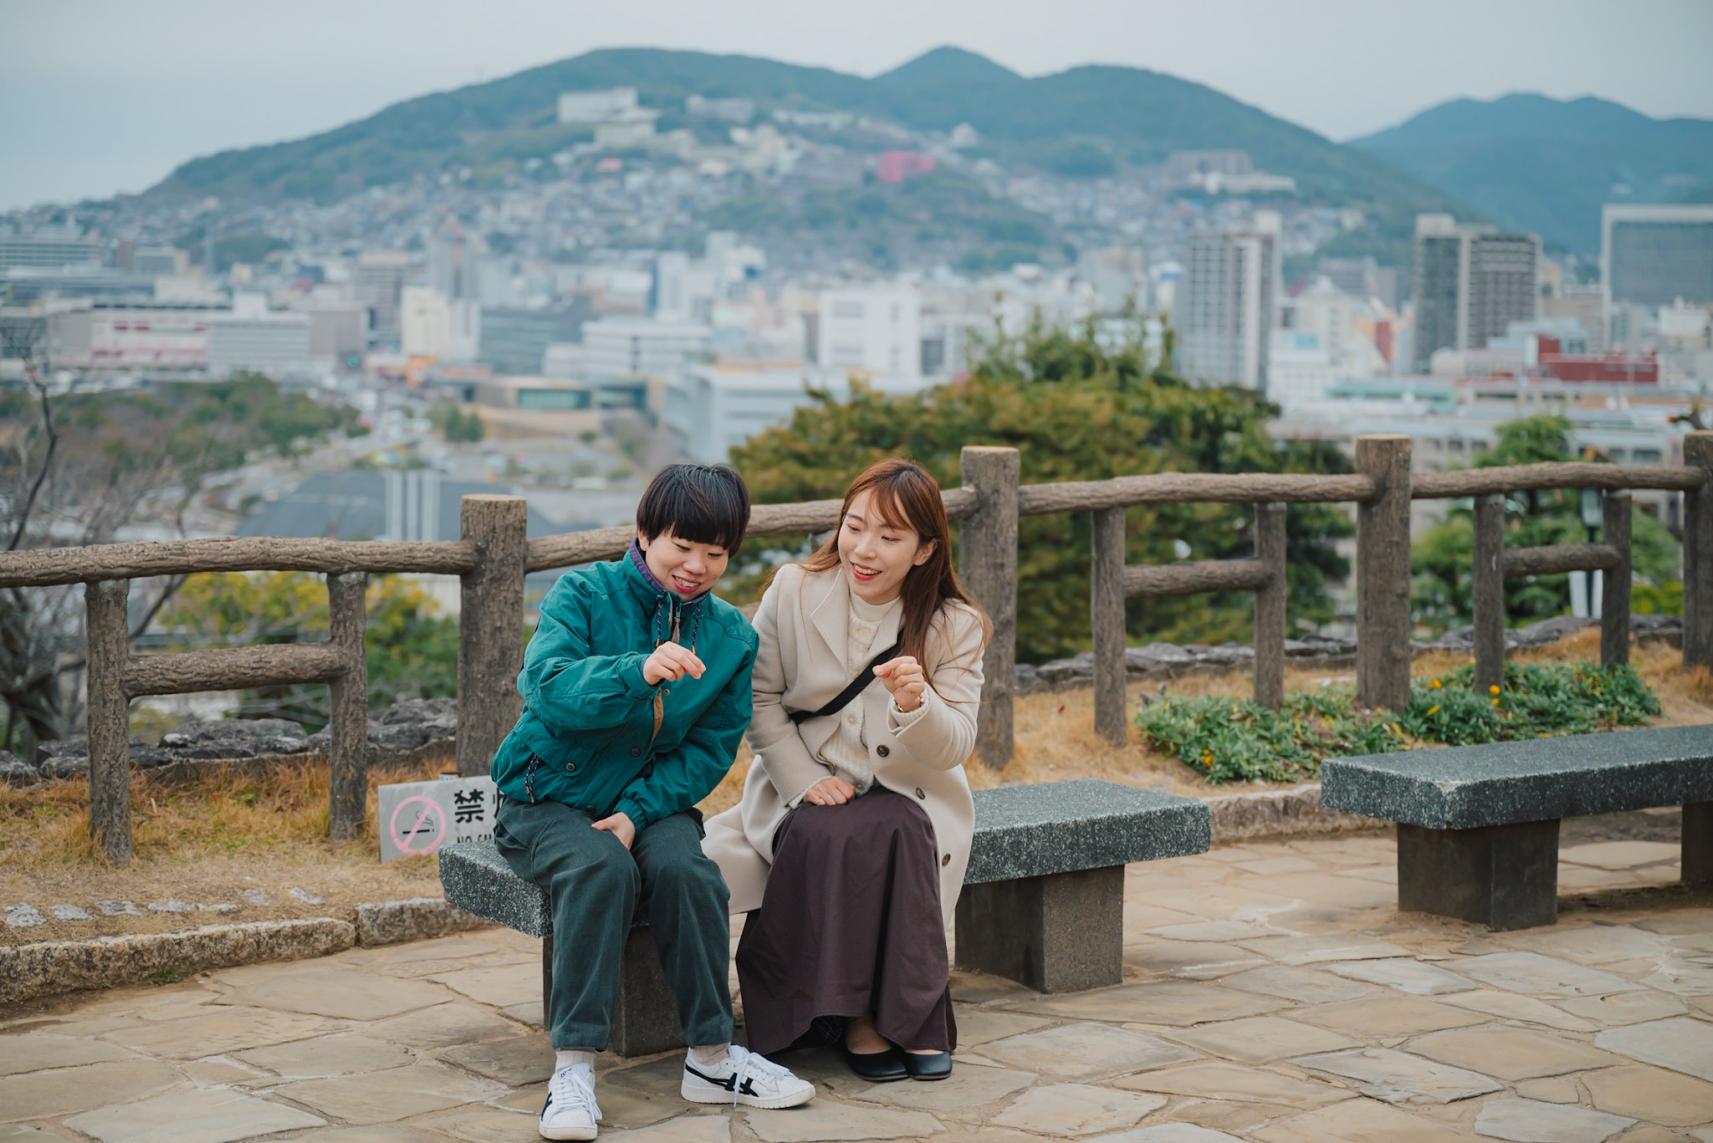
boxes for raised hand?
[643,641,705,686]
[873,655,927,713]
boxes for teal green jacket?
[490,554,758,830]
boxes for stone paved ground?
[3,828,1711,1142]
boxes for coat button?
[629,747,641,757]
[564,763,576,773]
[915,787,926,800]
[876,745,890,758]
[941,853,951,867]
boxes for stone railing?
[2,433,1709,864]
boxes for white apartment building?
[206,295,315,379]
[401,286,480,361]
[665,365,937,464]
[1177,213,1280,391]
[576,317,711,378]
[816,283,923,381]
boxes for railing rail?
[2,432,1709,864]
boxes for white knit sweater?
[814,592,926,790]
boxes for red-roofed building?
[876,151,937,184]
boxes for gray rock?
[1322,724,1713,830]
[158,718,308,758]
[38,752,89,780]
[1135,641,1195,665]
[49,904,93,922]
[0,751,38,785]
[288,888,324,905]
[95,900,142,916]
[5,903,46,928]
[1512,616,1594,647]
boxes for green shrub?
[1137,662,1660,784]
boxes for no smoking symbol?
[389,795,448,856]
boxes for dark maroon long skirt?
[735,785,956,1057]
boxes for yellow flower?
[1491,698,1500,707]
[1429,679,1442,690]
[1426,704,1440,716]
[1488,684,1501,696]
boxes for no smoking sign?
[377,776,497,863]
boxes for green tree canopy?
[729,314,1354,662]
[1410,414,1680,633]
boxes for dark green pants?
[495,798,733,1051]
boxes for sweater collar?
[625,539,710,608]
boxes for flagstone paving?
[3,828,1710,1141]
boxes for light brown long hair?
[798,458,991,671]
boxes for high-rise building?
[1411,215,1539,371]
[0,232,103,273]
[353,251,413,345]
[1602,204,1713,310]
[1177,214,1279,391]
[478,304,593,376]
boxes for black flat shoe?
[902,1051,953,1081]
[844,1044,908,1082]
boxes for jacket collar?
[622,540,709,612]
[804,564,902,659]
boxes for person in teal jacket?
[492,464,815,1142]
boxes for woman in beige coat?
[702,459,988,1083]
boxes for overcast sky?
[3,0,1710,212]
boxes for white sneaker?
[539,1062,601,1141]
[681,1044,816,1109]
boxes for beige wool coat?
[702,562,986,924]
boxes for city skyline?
[4,0,1712,212]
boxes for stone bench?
[1321,724,1713,931]
[439,778,1209,1055]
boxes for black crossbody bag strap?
[787,641,902,725]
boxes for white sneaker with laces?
[539,1062,601,1141]
[681,1044,816,1109]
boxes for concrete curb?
[354,896,489,946]
[1,896,494,1008]
[1204,781,1379,843]
[0,918,356,1008]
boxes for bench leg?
[954,866,1124,993]
[1685,802,1713,886]
[1397,820,1560,931]
[539,928,685,1057]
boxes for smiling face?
[836,489,935,605]
[640,528,730,598]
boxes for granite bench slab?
[439,778,1210,1054]
[439,778,1211,942]
[1322,724,1713,931]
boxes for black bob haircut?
[635,464,752,556]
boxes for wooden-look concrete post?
[1601,494,1632,668]
[457,495,529,777]
[1355,435,1414,710]
[1472,494,1506,692]
[1090,506,1128,744]
[327,571,369,840]
[959,446,1019,769]
[1685,433,1713,671]
[1253,502,1286,710]
[85,578,133,865]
